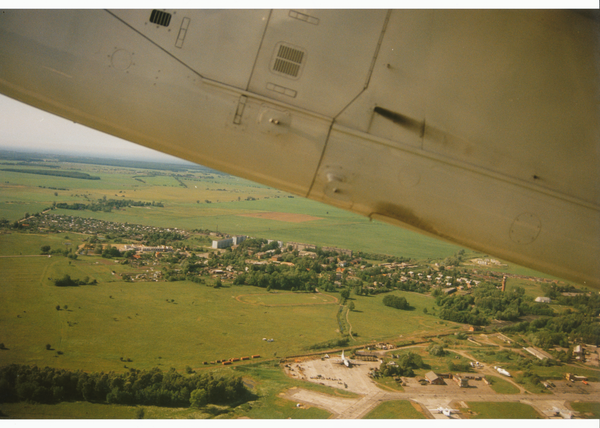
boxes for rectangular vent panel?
[271,44,305,78]
[150,10,172,27]
[273,58,301,77]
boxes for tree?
[41,245,51,255]
[383,294,409,310]
[54,275,77,287]
[190,388,208,408]
[348,301,355,311]
[45,344,51,350]
[427,343,446,357]
[102,245,121,259]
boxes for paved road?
[285,384,597,419]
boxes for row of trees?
[233,270,318,293]
[542,284,600,316]
[434,284,555,326]
[53,274,96,287]
[434,283,600,346]
[53,199,164,213]
[501,312,600,347]
[0,365,250,408]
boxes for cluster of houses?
[122,244,174,253]
[423,371,484,387]
[26,212,187,240]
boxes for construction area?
[283,355,382,395]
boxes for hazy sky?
[0,94,188,163]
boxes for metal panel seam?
[245,9,272,91]
[363,9,391,90]
[330,123,600,212]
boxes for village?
[21,212,582,302]
[12,211,600,420]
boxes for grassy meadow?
[0,159,463,260]
[346,290,449,341]
[364,400,426,419]
[0,246,459,373]
[0,252,347,372]
[466,402,542,419]
[570,401,600,419]
[486,375,521,394]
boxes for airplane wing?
[0,10,598,288]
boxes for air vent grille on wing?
[149,10,172,27]
[272,44,305,78]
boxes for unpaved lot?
[285,357,382,395]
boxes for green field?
[570,401,600,419]
[364,400,426,419]
[0,254,348,372]
[486,375,520,394]
[237,292,339,306]
[0,247,456,373]
[346,291,448,341]
[467,402,542,419]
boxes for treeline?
[542,284,600,316]
[305,338,349,351]
[55,199,163,213]
[1,168,100,180]
[434,284,554,326]
[0,364,250,408]
[40,245,77,260]
[233,270,318,293]
[143,231,184,246]
[501,312,600,347]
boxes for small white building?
[535,297,552,303]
